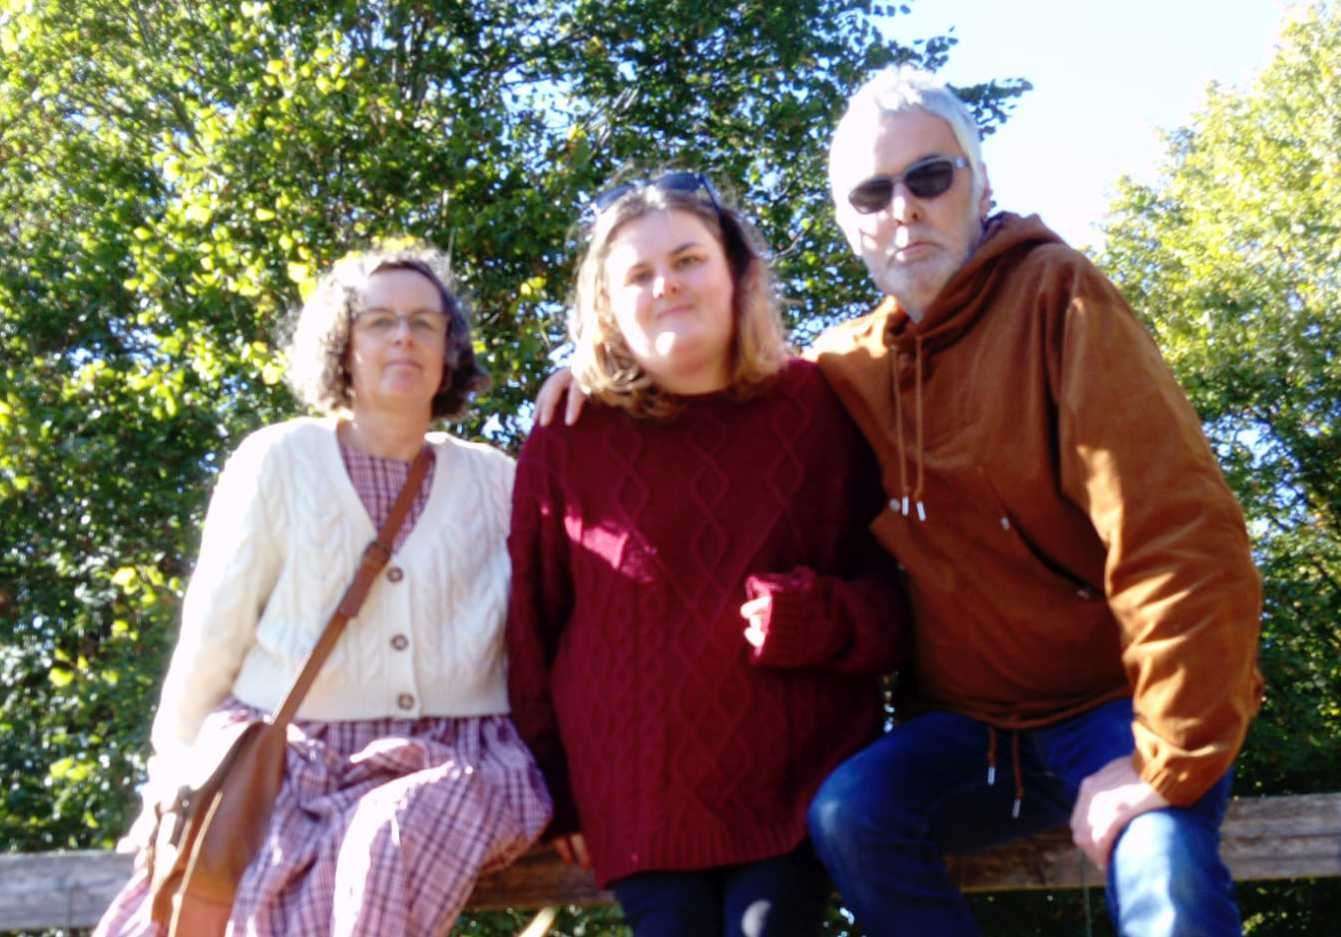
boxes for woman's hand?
[552,832,592,869]
[536,369,589,426]
[740,595,771,648]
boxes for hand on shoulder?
[535,368,589,427]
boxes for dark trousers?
[610,843,831,937]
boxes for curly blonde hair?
[284,245,489,420]
[569,178,790,419]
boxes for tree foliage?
[6,0,1336,932]
[1100,3,1341,931]
[0,0,1032,933]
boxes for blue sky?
[883,0,1290,250]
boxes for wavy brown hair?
[569,178,790,419]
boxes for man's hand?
[535,368,589,426]
[553,832,592,869]
[1070,754,1170,872]
[740,595,770,648]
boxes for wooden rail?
[3,793,1338,932]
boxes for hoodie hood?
[881,212,1063,356]
[818,213,1063,524]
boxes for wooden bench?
[3,793,1338,932]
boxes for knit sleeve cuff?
[744,568,845,669]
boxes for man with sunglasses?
[806,67,1262,936]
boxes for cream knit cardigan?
[149,415,515,770]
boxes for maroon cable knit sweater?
[506,359,909,887]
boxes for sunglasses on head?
[589,171,722,218]
[847,155,970,214]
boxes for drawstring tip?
[987,766,996,786]
[901,495,910,516]
[1012,797,1022,819]
[915,500,926,522]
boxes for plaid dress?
[95,443,551,937]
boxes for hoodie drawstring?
[984,726,1024,819]
[985,724,998,786]
[1011,732,1023,819]
[889,334,927,522]
[988,726,1094,936]
[892,353,909,516]
[912,336,926,521]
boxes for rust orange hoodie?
[814,213,1262,806]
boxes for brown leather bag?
[145,446,433,935]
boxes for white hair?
[830,65,986,202]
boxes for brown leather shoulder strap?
[271,445,433,727]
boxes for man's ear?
[977,163,993,219]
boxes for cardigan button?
[397,693,415,710]
[387,566,404,583]
[390,634,409,651]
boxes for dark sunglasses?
[847,155,970,214]
[589,171,722,219]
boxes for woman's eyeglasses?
[589,171,722,219]
[847,156,969,214]
[353,309,449,339]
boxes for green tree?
[1100,2,1341,931]
[0,1,1028,933]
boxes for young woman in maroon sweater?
[505,172,909,937]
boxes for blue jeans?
[808,698,1240,936]
[609,844,831,937]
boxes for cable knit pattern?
[150,416,515,780]
[507,359,909,887]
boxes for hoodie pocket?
[980,471,1102,601]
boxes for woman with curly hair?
[96,246,550,936]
